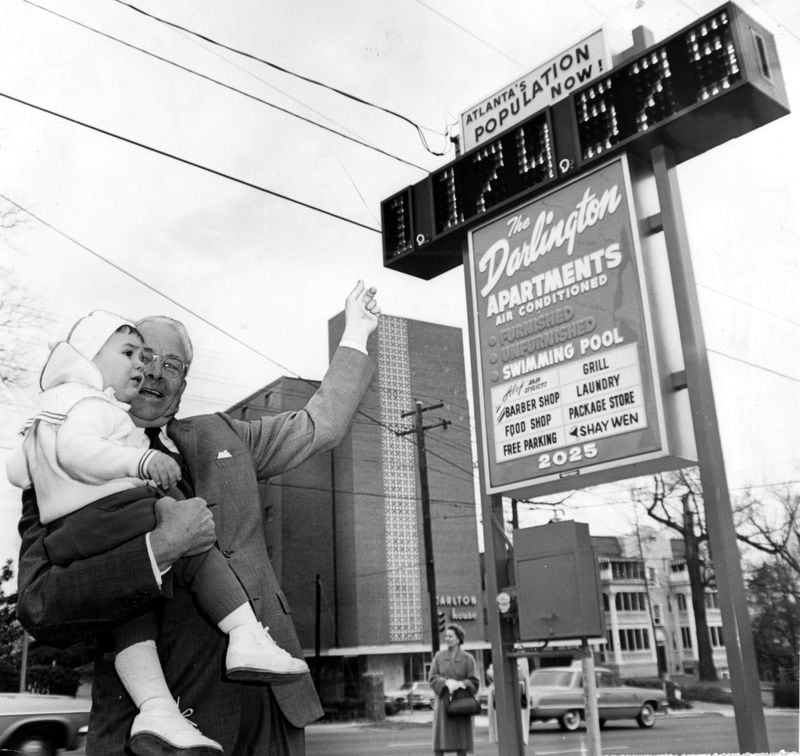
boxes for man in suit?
[16,281,380,755]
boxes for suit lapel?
[167,419,198,472]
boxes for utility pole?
[19,632,28,693]
[314,573,321,689]
[400,400,450,660]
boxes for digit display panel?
[575,7,744,161]
[381,2,788,279]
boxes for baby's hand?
[145,451,181,490]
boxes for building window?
[611,561,645,580]
[606,629,615,652]
[653,604,661,624]
[615,592,648,612]
[709,626,725,647]
[647,566,656,582]
[676,593,688,611]
[671,560,687,573]
[681,626,693,649]
[404,654,426,681]
[602,593,610,611]
[705,591,719,609]
[618,627,650,651]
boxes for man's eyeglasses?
[141,349,187,378]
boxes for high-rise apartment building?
[227,314,487,695]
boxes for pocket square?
[217,450,232,459]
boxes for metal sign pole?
[650,145,769,752]
[581,638,601,756]
[464,241,525,755]
[479,492,526,756]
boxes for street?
[305,711,798,755]
[59,709,798,755]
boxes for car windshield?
[530,669,575,687]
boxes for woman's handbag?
[445,687,481,716]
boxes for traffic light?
[438,610,447,633]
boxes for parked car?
[384,695,402,716]
[385,680,437,711]
[0,692,91,755]
[528,666,667,731]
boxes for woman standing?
[429,623,480,756]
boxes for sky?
[0,0,799,581]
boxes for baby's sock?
[218,602,259,635]
[115,639,174,711]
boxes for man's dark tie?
[144,426,194,498]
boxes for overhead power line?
[0,192,377,394]
[707,348,799,384]
[23,0,428,173]
[412,0,524,67]
[112,0,450,156]
[0,91,380,234]
[0,193,479,484]
[699,282,800,328]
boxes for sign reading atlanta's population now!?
[459,29,608,152]
[468,156,666,493]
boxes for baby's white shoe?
[128,701,222,755]
[226,623,309,684]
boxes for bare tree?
[0,270,47,388]
[747,557,799,682]
[0,206,51,391]
[734,480,800,576]
[632,469,718,681]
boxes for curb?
[310,706,795,732]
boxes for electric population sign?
[381,3,788,279]
[380,2,789,496]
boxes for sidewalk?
[669,700,798,718]
[310,702,797,733]
[669,701,735,717]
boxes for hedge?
[773,682,799,708]
[0,663,82,696]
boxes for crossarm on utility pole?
[400,400,449,660]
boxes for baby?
[8,311,308,756]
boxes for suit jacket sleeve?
[231,346,374,478]
[16,486,164,648]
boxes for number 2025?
[538,443,597,469]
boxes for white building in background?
[592,527,727,679]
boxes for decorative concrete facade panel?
[378,316,423,641]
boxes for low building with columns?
[592,528,727,679]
